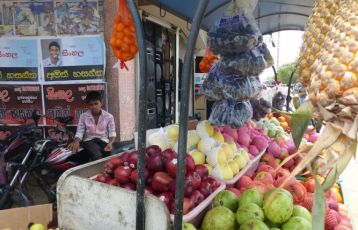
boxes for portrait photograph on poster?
[41,36,105,81]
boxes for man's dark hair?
[86,91,102,103]
[49,41,60,50]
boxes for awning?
[146,0,314,35]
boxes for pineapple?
[290,0,357,182]
[298,0,341,85]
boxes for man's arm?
[68,114,85,152]
[104,115,116,152]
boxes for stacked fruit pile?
[267,113,291,133]
[93,145,222,215]
[148,121,269,181]
[257,118,289,138]
[199,187,312,230]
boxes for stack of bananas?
[298,0,340,85]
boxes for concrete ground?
[341,159,358,229]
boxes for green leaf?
[322,146,353,191]
[312,178,326,230]
[291,102,313,148]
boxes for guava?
[182,222,197,230]
[214,190,239,212]
[282,216,312,230]
[270,228,280,230]
[239,188,263,207]
[263,188,293,224]
[292,205,312,222]
[236,203,264,225]
[239,219,269,230]
[201,206,236,230]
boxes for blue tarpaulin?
[148,0,314,34]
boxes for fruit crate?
[218,149,266,185]
[57,153,171,230]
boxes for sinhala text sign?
[0,38,39,81]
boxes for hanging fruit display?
[199,49,219,73]
[298,0,341,85]
[110,0,138,70]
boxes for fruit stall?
[53,0,357,230]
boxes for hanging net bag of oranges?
[110,0,138,70]
[199,48,219,73]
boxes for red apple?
[121,183,136,190]
[186,171,201,189]
[284,181,307,204]
[276,168,291,179]
[151,172,173,193]
[158,192,174,208]
[183,198,193,215]
[146,145,162,156]
[184,178,195,197]
[204,177,219,189]
[165,158,178,177]
[227,187,241,198]
[114,166,132,184]
[119,152,131,166]
[145,186,154,195]
[107,179,119,186]
[94,173,112,183]
[147,154,164,173]
[257,164,276,179]
[130,168,149,183]
[248,180,267,196]
[194,165,209,180]
[185,154,196,172]
[190,190,205,206]
[104,157,123,174]
[127,151,139,169]
[198,180,213,197]
[168,179,176,195]
[254,171,274,186]
[161,149,177,164]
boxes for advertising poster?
[0,38,39,81]
[41,36,105,81]
[0,85,43,125]
[0,1,14,36]
[13,1,55,36]
[55,0,100,35]
[43,83,106,125]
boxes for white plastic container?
[57,153,171,230]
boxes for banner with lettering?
[41,36,105,81]
[43,83,106,125]
[0,39,39,81]
[0,85,43,125]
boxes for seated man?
[68,91,116,161]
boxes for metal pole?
[125,1,148,229]
[286,67,297,112]
[174,0,209,229]
[175,27,180,123]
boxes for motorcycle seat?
[55,116,73,124]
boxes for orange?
[123,53,133,61]
[121,44,130,53]
[115,39,122,48]
[114,50,122,59]
[129,45,138,55]
[114,15,122,23]
[123,36,133,45]
[110,37,116,47]
[281,122,289,130]
[116,23,124,32]
[129,25,135,33]
[115,32,124,40]
[123,28,132,36]
[278,116,286,122]
[123,18,132,26]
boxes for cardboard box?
[0,204,53,230]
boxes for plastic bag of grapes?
[207,0,262,55]
[209,99,253,128]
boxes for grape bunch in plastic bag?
[209,99,253,128]
[217,48,267,75]
[201,63,262,101]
